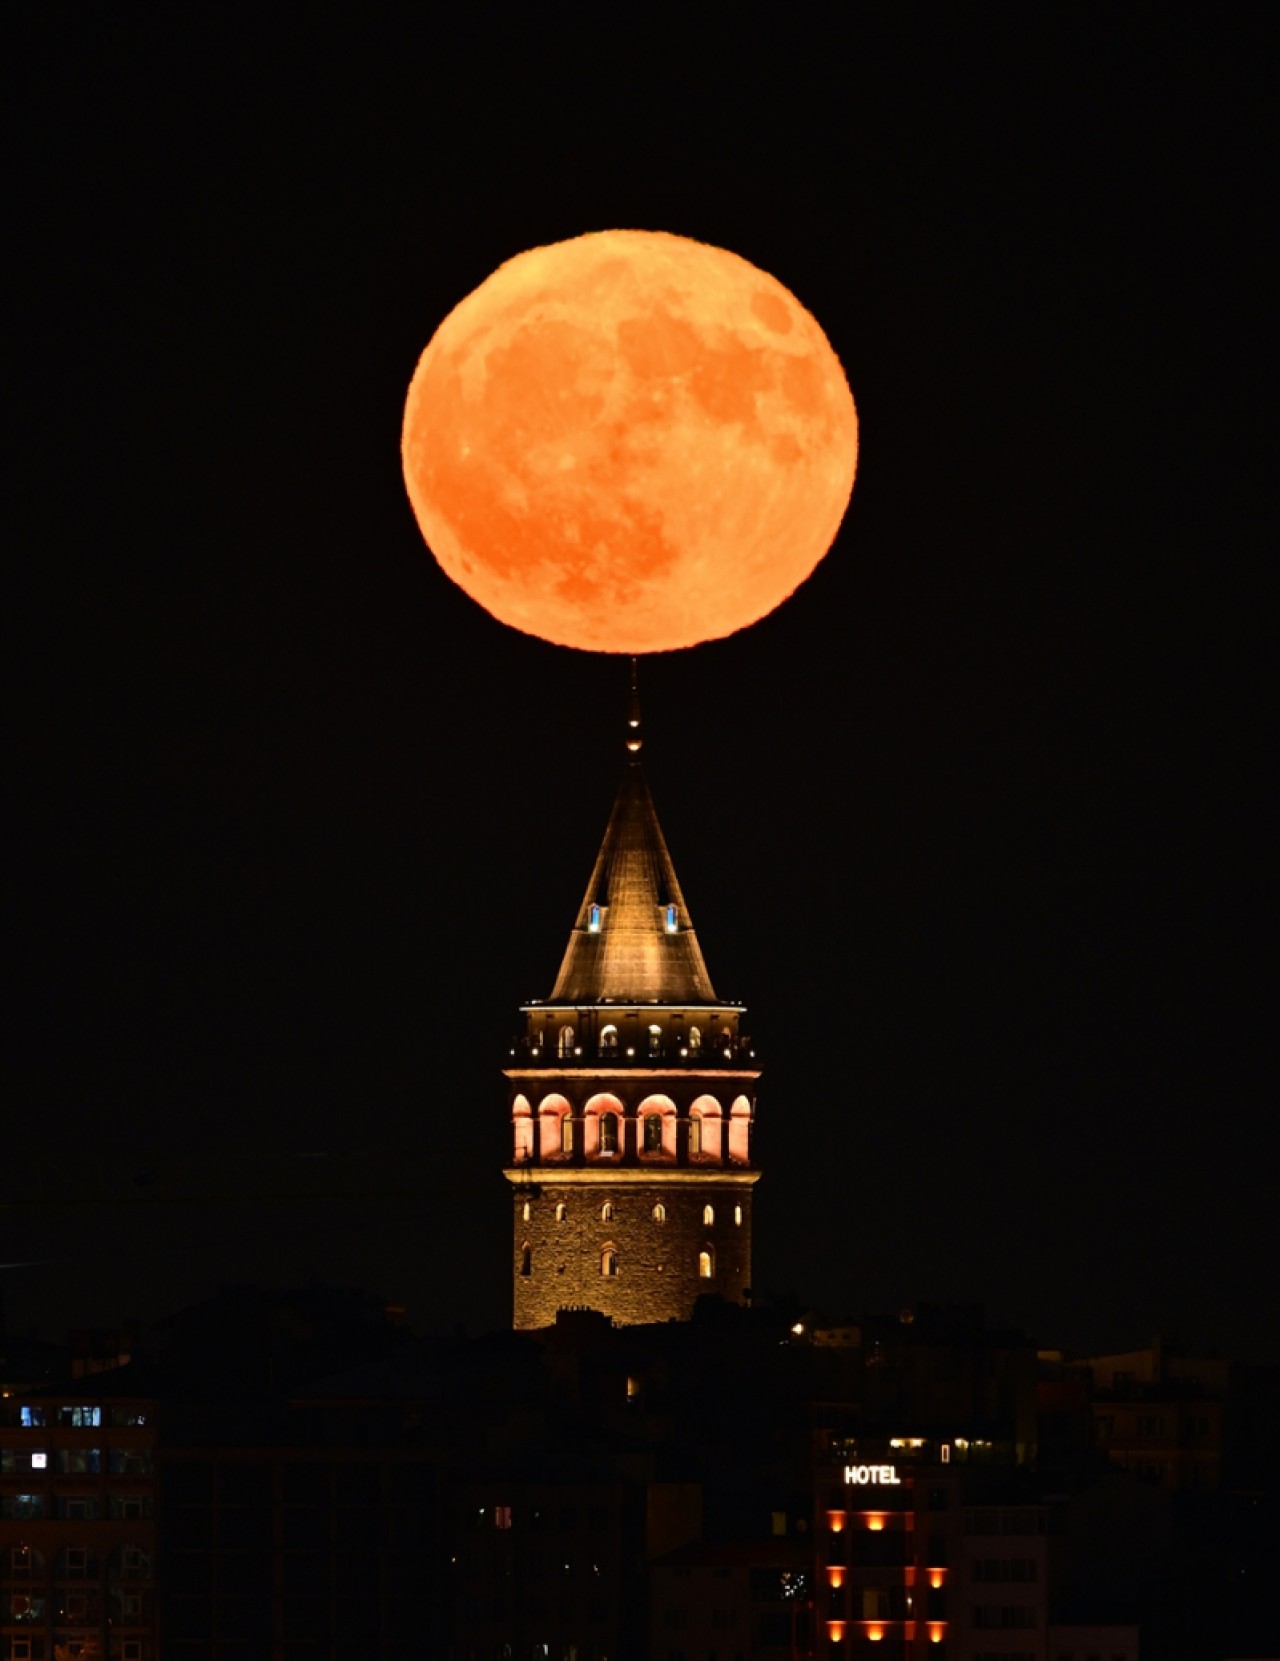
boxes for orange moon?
[401,230,857,653]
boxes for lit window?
[703,1204,715,1226]
[600,1024,618,1055]
[600,1202,614,1222]
[689,1025,701,1053]
[59,1406,101,1427]
[601,1247,618,1278]
[19,1407,44,1427]
[588,904,601,933]
[665,903,678,932]
[556,1203,567,1223]
[648,1023,662,1055]
[643,1114,662,1152]
[558,1024,575,1057]
[689,1116,702,1155]
[561,1115,574,1154]
[652,1203,666,1223]
[32,1452,48,1469]
[599,1113,619,1155]
[522,1201,531,1222]
[495,1505,512,1529]
[698,1249,713,1279]
[734,1205,742,1226]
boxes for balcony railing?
[508,1038,757,1068]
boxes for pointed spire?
[549,663,716,1005]
[626,656,642,757]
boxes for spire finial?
[626,656,643,757]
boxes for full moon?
[401,230,857,653]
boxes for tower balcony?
[507,1033,758,1069]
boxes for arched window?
[558,1024,576,1057]
[703,1204,715,1226]
[601,1246,618,1278]
[600,1201,614,1222]
[665,902,678,933]
[512,1095,534,1163]
[728,1096,752,1164]
[689,1025,701,1053]
[699,1249,714,1279]
[734,1205,743,1226]
[584,1094,626,1159]
[520,1243,532,1277]
[588,903,602,932]
[600,1024,618,1055]
[690,1096,723,1163]
[522,1201,531,1222]
[652,1203,667,1223]
[648,1023,662,1056]
[538,1094,573,1160]
[637,1094,677,1161]
[555,1202,567,1224]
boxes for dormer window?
[665,903,678,933]
[588,904,602,933]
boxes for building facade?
[504,690,760,1329]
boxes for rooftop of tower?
[548,664,717,1006]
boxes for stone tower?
[504,673,760,1329]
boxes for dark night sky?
[7,11,1272,1360]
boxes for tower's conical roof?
[549,676,716,1005]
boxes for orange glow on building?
[928,1622,946,1644]
[401,230,859,654]
[866,1625,885,1642]
[928,1568,946,1589]
[826,1565,846,1588]
[826,1509,847,1533]
[826,1620,846,1641]
[865,1511,886,1531]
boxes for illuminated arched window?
[522,1201,531,1222]
[703,1204,715,1226]
[648,1023,662,1056]
[520,1243,532,1277]
[637,1094,677,1161]
[698,1248,714,1279]
[512,1094,534,1163]
[599,1113,619,1155]
[588,904,601,933]
[601,1246,618,1278]
[558,1024,576,1057]
[665,902,678,933]
[538,1094,572,1161]
[600,1201,614,1223]
[690,1096,723,1163]
[689,1025,701,1053]
[600,1024,618,1055]
[734,1205,742,1226]
[652,1203,666,1223]
[728,1096,752,1163]
[555,1202,567,1224]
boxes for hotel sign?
[843,1463,902,1486]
